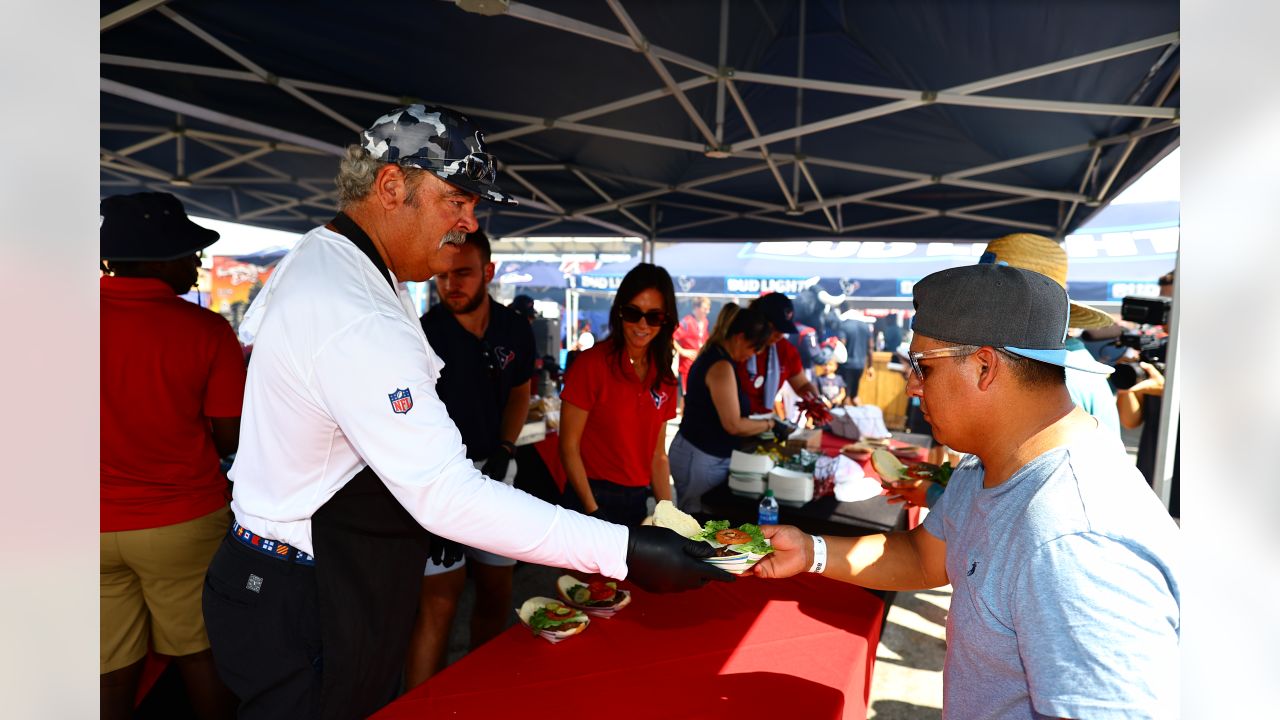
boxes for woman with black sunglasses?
[668,305,788,514]
[559,264,680,527]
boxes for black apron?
[310,212,433,719]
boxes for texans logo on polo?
[493,346,515,370]
[388,388,413,414]
[650,389,668,409]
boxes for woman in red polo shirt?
[560,263,679,527]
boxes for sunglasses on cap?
[618,305,667,326]
[403,151,497,185]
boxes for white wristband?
[808,535,827,574]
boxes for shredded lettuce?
[528,606,586,632]
[692,519,773,555]
[732,523,774,555]
[691,519,729,542]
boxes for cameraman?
[1115,270,1178,517]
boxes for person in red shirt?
[100,193,245,720]
[736,292,830,422]
[672,295,711,397]
[560,264,679,527]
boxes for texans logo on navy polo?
[650,389,668,409]
[388,388,413,414]
[493,346,515,370]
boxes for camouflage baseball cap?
[361,104,517,206]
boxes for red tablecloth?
[818,432,924,530]
[375,573,885,720]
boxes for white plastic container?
[767,467,815,506]
[729,450,774,475]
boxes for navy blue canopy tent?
[100,1,1178,243]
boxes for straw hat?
[980,233,1114,330]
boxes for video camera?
[1110,295,1171,391]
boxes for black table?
[698,483,908,537]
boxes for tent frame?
[100,1,1179,240]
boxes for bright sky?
[1109,147,1179,205]
[192,147,1179,256]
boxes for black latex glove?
[480,446,512,481]
[625,525,736,593]
[772,418,798,442]
[426,532,464,568]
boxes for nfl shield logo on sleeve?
[388,388,413,414]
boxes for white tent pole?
[796,160,838,231]
[1096,69,1182,200]
[100,0,171,32]
[942,178,1088,204]
[157,6,362,133]
[724,80,798,210]
[486,77,714,143]
[503,169,566,214]
[505,2,716,75]
[114,131,175,157]
[571,169,650,233]
[187,146,274,181]
[606,0,718,147]
[714,0,729,146]
[790,0,806,200]
[101,79,345,155]
[733,32,1178,151]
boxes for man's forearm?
[824,530,946,591]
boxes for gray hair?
[335,144,428,208]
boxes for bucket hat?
[100,192,219,261]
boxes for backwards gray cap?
[361,104,517,206]
[912,264,1113,375]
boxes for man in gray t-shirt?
[752,264,1180,719]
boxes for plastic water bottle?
[758,489,779,526]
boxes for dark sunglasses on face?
[407,152,497,184]
[618,305,667,326]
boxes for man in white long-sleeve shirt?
[201,104,731,720]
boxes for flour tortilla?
[652,500,702,539]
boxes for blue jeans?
[669,433,731,514]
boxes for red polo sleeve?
[203,320,247,418]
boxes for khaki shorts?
[100,506,231,674]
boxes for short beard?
[439,230,466,249]
[445,286,488,315]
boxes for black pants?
[840,364,865,399]
[564,479,651,527]
[203,534,322,719]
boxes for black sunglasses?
[618,305,667,326]
[405,152,497,185]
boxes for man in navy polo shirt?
[406,229,536,687]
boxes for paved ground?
[866,585,950,719]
